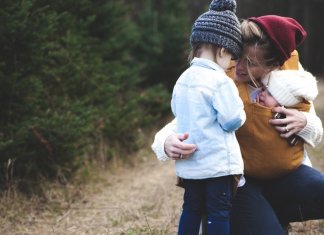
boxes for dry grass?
[0,150,183,235]
[0,80,324,235]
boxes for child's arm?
[212,78,246,132]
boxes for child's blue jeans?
[178,175,233,235]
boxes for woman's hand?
[164,133,197,160]
[269,106,307,138]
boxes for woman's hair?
[240,19,283,87]
[240,19,281,67]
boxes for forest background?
[1,0,324,195]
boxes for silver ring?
[285,127,289,133]
[179,154,183,159]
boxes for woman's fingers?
[165,133,197,160]
[269,106,307,137]
[178,133,189,141]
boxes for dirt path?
[1,81,324,235]
[3,152,323,235]
[3,154,184,235]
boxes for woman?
[151,15,324,234]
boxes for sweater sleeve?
[298,103,323,147]
[151,119,177,161]
[280,59,323,148]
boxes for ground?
[1,151,183,235]
[1,80,324,235]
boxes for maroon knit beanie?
[248,15,307,65]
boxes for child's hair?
[188,43,222,63]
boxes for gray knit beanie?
[190,0,242,59]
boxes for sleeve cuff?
[298,112,323,147]
[151,119,177,161]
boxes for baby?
[238,69,318,179]
[258,70,318,110]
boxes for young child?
[244,69,318,179]
[171,0,245,234]
[258,70,317,110]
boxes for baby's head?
[189,0,242,61]
[258,70,318,108]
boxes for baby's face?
[257,88,280,108]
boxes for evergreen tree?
[134,0,191,90]
[0,0,187,190]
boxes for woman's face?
[234,45,270,84]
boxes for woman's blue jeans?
[230,165,324,235]
[178,176,233,235]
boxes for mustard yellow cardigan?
[228,51,310,179]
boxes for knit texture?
[190,0,242,59]
[249,15,307,65]
[261,70,318,107]
[299,111,323,148]
[151,119,177,161]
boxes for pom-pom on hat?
[261,70,318,107]
[248,15,307,66]
[190,0,242,59]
